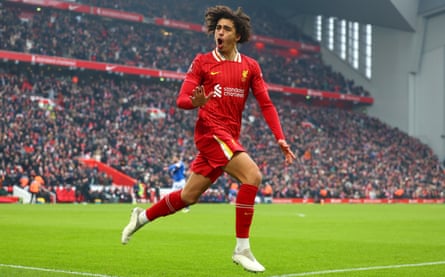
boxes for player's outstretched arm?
[278,139,296,164]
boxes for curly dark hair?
[204,5,251,44]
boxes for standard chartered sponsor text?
[224,87,244,98]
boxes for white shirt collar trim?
[212,48,241,63]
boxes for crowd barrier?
[55,187,76,203]
[0,196,21,203]
[272,198,445,204]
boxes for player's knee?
[246,170,262,186]
[181,191,200,205]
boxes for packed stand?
[0,63,444,203]
[0,2,369,96]
[77,0,316,43]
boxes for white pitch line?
[269,261,445,277]
[0,263,121,277]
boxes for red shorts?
[190,132,245,183]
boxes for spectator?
[29,176,42,203]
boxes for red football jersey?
[177,49,285,142]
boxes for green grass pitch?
[1,203,445,277]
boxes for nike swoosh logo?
[68,5,79,10]
[210,71,220,75]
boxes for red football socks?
[235,184,258,238]
[145,185,258,238]
[146,189,187,221]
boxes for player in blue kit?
[168,156,189,212]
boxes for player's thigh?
[181,172,213,204]
[223,152,262,186]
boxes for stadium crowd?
[1,63,444,203]
[0,1,444,203]
[0,1,369,96]
[76,0,316,43]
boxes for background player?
[167,156,189,212]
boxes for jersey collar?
[212,48,241,63]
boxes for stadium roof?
[257,0,418,32]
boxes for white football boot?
[121,207,145,244]
[232,248,266,273]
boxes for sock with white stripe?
[145,189,187,221]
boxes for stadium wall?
[294,12,445,161]
[416,13,445,161]
[369,26,412,134]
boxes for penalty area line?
[269,260,445,277]
[0,263,121,277]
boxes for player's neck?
[217,47,238,61]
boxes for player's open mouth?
[217,38,223,48]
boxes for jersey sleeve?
[176,54,203,110]
[250,59,286,141]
